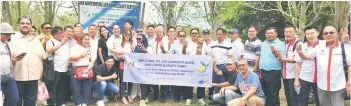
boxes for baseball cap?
[229,29,239,34]
[0,23,15,34]
[225,59,235,64]
[202,29,210,34]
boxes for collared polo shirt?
[243,38,262,71]
[202,40,214,55]
[208,40,234,65]
[294,40,324,83]
[259,38,286,71]
[282,38,303,79]
[231,38,244,62]
[304,41,351,91]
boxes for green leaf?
[200,62,206,66]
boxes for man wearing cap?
[11,16,47,106]
[1,22,23,106]
[211,58,240,106]
[229,28,244,62]
[201,29,216,100]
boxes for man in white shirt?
[88,24,99,64]
[296,25,351,106]
[151,25,169,103]
[0,22,23,106]
[146,25,156,46]
[183,28,206,106]
[294,26,321,106]
[208,28,234,94]
[275,25,302,106]
[45,26,70,106]
[228,29,244,62]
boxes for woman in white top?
[69,35,95,106]
[118,29,136,104]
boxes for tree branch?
[173,1,188,25]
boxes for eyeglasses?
[323,31,335,35]
[125,34,131,37]
[137,31,143,33]
[179,35,186,37]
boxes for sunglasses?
[136,38,143,40]
[323,31,335,35]
[45,27,52,29]
[191,33,198,35]
[137,31,143,33]
[124,34,131,37]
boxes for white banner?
[123,53,213,87]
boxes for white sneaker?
[61,104,66,106]
[82,103,88,106]
[103,95,108,102]
[96,100,105,106]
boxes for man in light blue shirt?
[259,27,285,106]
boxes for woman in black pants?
[118,28,135,104]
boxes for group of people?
[1,15,350,106]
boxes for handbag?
[36,81,50,104]
[42,40,55,82]
[74,66,93,80]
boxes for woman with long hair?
[118,28,136,104]
[69,35,95,106]
[97,26,109,65]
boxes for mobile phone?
[17,53,27,58]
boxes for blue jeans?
[1,76,19,106]
[213,64,226,93]
[71,66,92,105]
[94,81,119,101]
[213,90,241,104]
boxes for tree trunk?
[44,1,54,25]
[334,1,350,41]
[17,1,21,18]
[297,1,306,38]
[2,1,13,25]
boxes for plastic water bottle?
[295,86,301,94]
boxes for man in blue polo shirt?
[220,58,265,106]
[259,27,285,106]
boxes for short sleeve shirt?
[208,40,234,65]
[234,71,265,98]
[95,64,118,82]
[46,39,70,72]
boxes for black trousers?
[140,84,159,100]
[260,69,281,106]
[283,79,298,106]
[160,85,170,99]
[183,87,205,99]
[119,71,133,98]
[16,80,38,106]
[172,86,183,100]
[299,79,319,106]
[46,71,68,106]
[62,71,72,102]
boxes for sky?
[56,1,211,29]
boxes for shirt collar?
[307,40,319,47]
[286,37,297,45]
[249,37,258,42]
[326,40,339,48]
